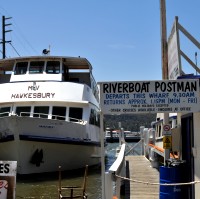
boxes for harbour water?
[16,142,141,199]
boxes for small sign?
[163,131,172,136]
[163,124,172,136]
[0,161,17,199]
[163,124,171,132]
[163,136,172,149]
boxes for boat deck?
[125,156,159,199]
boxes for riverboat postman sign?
[98,79,200,114]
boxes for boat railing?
[105,143,126,199]
[20,112,48,118]
[19,112,85,124]
[51,114,66,121]
[68,117,84,123]
[19,112,30,117]
[0,112,10,118]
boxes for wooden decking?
[125,156,159,199]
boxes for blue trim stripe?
[19,135,101,146]
[0,135,14,143]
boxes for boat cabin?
[0,56,95,89]
[152,113,177,138]
[0,56,100,126]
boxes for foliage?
[104,113,156,132]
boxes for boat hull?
[0,116,101,174]
[0,140,101,174]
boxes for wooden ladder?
[58,165,88,199]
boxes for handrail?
[51,114,66,120]
[18,112,84,123]
[149,143,179,159]
[0,111,85,124]
[20,112,48,118]
[0,112,10,118]
[125,139,142,156]
[105,143,126,199]
[109,143,126,174]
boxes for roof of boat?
[0,56,93,71]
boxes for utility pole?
[1,16,12,59]
[160,0,170,164]
[160,0,168,80]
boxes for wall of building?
[193,112,200,198]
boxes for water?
[16,166,102,199]
[16,142,141,199]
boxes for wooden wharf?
[125,156,159,199]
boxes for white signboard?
[0,161,17,199]
[168,20,181,80]
[98,79,200,114]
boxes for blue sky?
[0,1,200,82]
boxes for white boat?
[151,112,177,150]
[0,56,101,174]
[143,112,179,167]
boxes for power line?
[0,6,39,56]
[9,42,20,56]
[0,48,7,58]
[11,18,39,55]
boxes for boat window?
[46,61,60,74]
[69,107,83,122]
[89,109,100,126]
[158,125,161,137]
[62,65,69,81]
[29,61,45,74]
[89,109,94,125]
[0,107,10,117]
[52,106,66,120]
[14,62,28,75]
[16,106,31,116]
[34,106,49,118]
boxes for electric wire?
[11,21,39,55]
[0,6,39,56]
[9,42,20,56]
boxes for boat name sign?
[11,84,56,99]
[98,79,200,114]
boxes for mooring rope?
[114,174,200,186]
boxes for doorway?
[181,113,194,199]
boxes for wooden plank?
[125,156,159,199]
[178,22,200,49]
[180,50,200,73]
